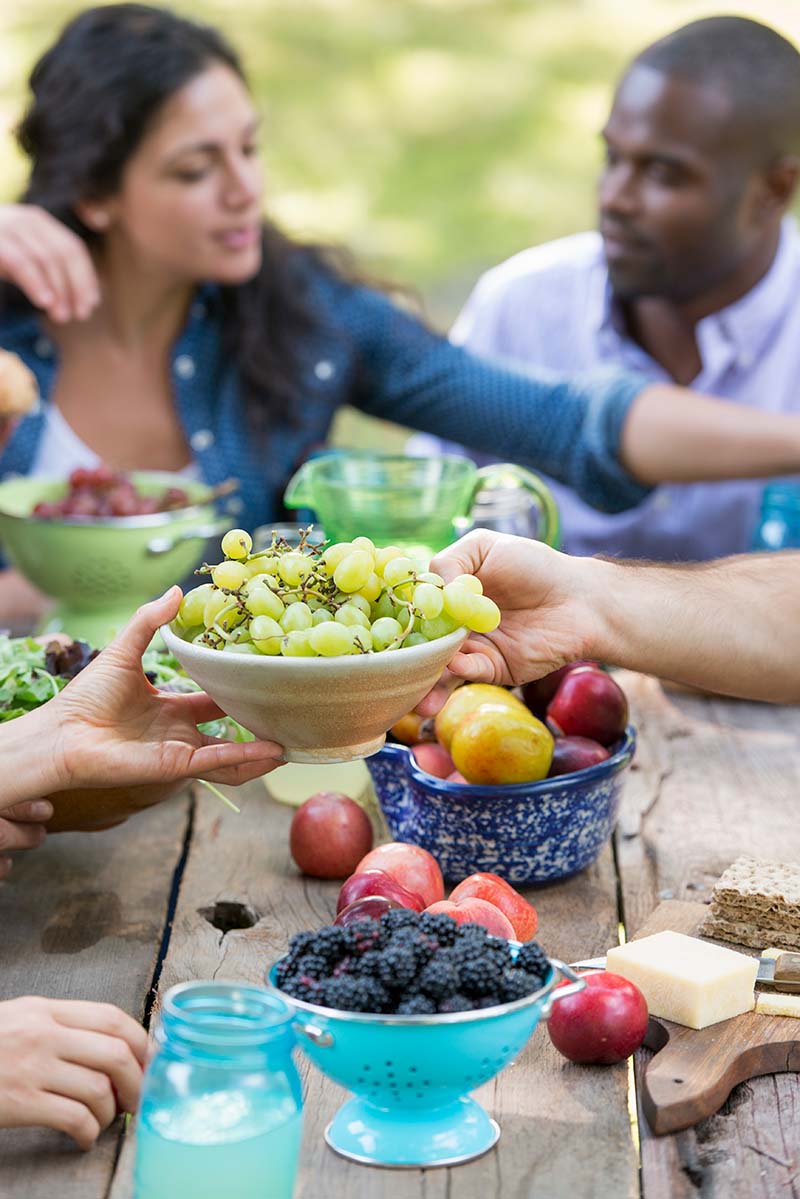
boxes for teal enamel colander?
[268,955,583,1168]
[0,473,228,645]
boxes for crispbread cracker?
[713,857,800,910]
[707,902,800,933]
[699,913,800,951]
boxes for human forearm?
[620,384,800,484]
[586,552,800,702]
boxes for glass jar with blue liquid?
[134,982,302,1199]
[752,482,800,550]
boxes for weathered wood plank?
[0,796,190,1198]
[615,674,800,1199]
[110,777,637,1199]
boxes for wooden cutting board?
[631,900,800,1135]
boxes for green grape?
[335,603,371,630]
[211,560,249,590]
[350,535,376,556]
[250,615,283,641]
[244,586,285,621]
[278,553,313,586]
[371,616,403,650]
[420,612,459,640]
[416,571,444,586]
[312,607,335,624]
[344,593,371,616]
[309,621,354,656]
[374,545,403,575]
[382,556,416,587]
[178,584,213,628]
[280,601,313,632]
[413,581,444,619]
[373,591,402,622]
[322,541,353,575]
[281,629,316,656]
[442,581,486,624]
[351,626,373,652]
[405,631,428,647]
[358,572,382,603]
[225,642,260,655]
[203,588,231,628]
[462,593,501,634]
[216,605,245,634]
[334,550,373,593]
[450,573,483,595]
[228,624,252,644]
[221,528,253,560]
[245,554,280,577]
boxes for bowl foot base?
[283,736,386,765]
[324,1096,500,1167]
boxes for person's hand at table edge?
[0,586,284,811]
[0,996,147,1148]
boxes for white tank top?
[30,403,201,481]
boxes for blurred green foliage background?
[2,1,799,446]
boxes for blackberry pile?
[276,910,550,1015]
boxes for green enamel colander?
[0,473,229,645]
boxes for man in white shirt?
[415,15,800,559]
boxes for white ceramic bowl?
[160,624,466,764]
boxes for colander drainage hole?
[501,1045,510,1053]
[385,1060,393,1066]
[362,1065,371,1071]
[198,901,259,933]
[408,1066,417,1073]
[481,1057,491,1066]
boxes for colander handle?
[541,959,587,1019]
[293,1020,334,1048]
[146,519,230,556]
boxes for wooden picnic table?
[1,672,799,1198]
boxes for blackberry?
[515,941,550,983]
[292,953,328,981]
[311,925,346,965]
[437,993,473,1013]
[381,909,420,932]
[498,967,540,1003]
[395,994,437,1016]
[376,946,419,992]
[274,957,296,985]
[456,924,489,949]
[389,928,437,969]
[282,974,324,1003]
[342,919,384,956]
[476,994,502,1009]
[352,949,384,977]
[460,956,501,998]
[419,912,459,945]
[286,929,317,960]
[321,975,390,1013]
[418,956,460,1000]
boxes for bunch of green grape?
[175,527,501,658]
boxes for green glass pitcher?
[283,452,559,556]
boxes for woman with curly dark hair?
[1,4,799,613]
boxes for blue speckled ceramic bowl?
[365,727,636,886]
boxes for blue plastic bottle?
[752,482,800,550]
[134,982,302,1199]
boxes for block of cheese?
[606,931,757,1030]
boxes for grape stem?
[197,779,241,813]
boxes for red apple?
[411,742,455,779]
[357,842,445,908]
[334,895,401,926]
[449,872,538,941]
[425,897,515,939]
[546,667,628,747]
[548,736,610,777]
[522,661,599,719]
[336,868,425,913]
[289,792,373,879]
[546,971,648,1065]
